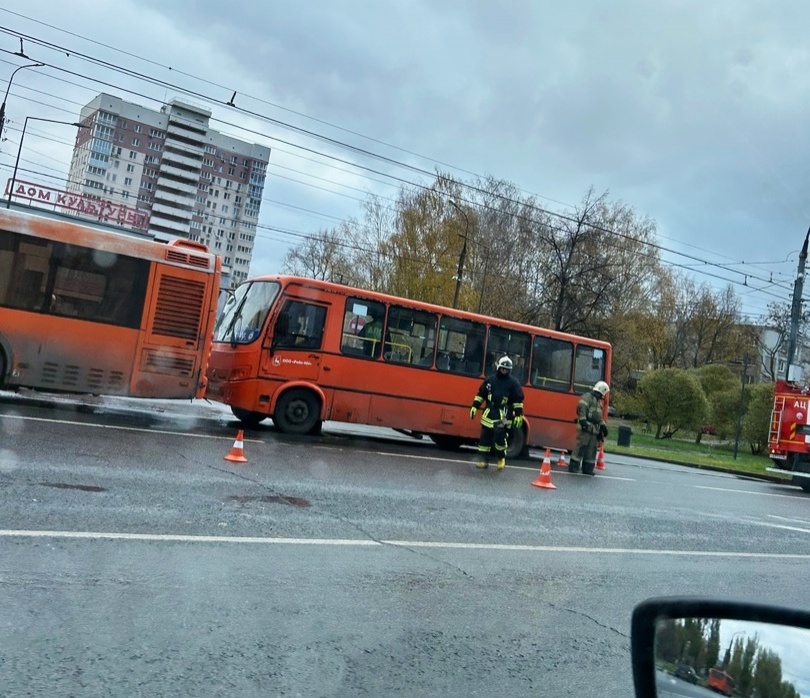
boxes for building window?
[132,138,140,147]
[126,163,135,173]
[134,125,142,133]
[124,177,133,186]
[129,151,137,160]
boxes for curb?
[604,447,791,484]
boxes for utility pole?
[732,354,748,460]
[449,200,468,309]
[785,228,810,381]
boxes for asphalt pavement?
[2,392,810,697]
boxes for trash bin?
[617,425,632,447]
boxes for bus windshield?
[214,280,280,343]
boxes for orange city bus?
[206,276,611,459]
[0,208,221,399]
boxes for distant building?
[67,93,270,286]
[747,324,810,383]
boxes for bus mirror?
[631,598,810,698]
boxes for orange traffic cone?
[224,429,248,463]
[531,448,557,490]
[596,444,606,471]
[556,450,567,468]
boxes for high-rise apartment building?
[67,93,270,286]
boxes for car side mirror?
[631,598,810,698]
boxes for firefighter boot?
[496,457,506,471]
[476,451,490,469]
[568,457,581,474]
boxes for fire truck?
[766,379,810,493]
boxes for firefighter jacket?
[577,390,606,434]
[472,372,524,428]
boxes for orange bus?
[707,668,735,696]
[206,276,611,459]
[0,208,221,399]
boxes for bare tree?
[282,227,351,281]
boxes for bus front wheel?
[231,406,267,427]
[506,427,528,461]
[273,389,321,435]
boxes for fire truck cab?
[766,380,810,493]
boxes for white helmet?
[497,356,513,371]
[593,380,610,397]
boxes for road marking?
[769,514,810,526]
[377,451,635,480]
[0,529,808,558]
[754,521,810,535]
[695,485,803,499]
[0,414,263,442]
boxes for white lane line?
[769,514,810,526]
[0,414,262,442]
[0,529,808,558]
[377,451,635,480]
[695,485,803,499]
[0,529,377,545]
[754,521,810,535]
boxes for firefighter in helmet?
[470,356,525,470]
[570,380,609,475]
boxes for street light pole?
[0,62,45,140]
[6,116,88,209]
[449,200,469,309]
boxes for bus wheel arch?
[0,336,11,388]
[273,386,323,435]
[230,406,268,427]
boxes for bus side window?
[274,300,327,350]
[488,326,531,383]
[385,306,437,366]
[341,297,387,359]
[435,316,485,376]
[530,336,573,392]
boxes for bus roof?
[0,207,217,272]
[250,274,612,349]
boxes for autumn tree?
[742,382,775,455]
[635,368,709,438]
[691,364,740,443]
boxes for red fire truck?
[767,379,810,493]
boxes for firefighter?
[469,356,525,471]
[570,380,609,475]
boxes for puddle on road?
[226,494,311,508]
[39,482,108,493]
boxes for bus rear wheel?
[506,427,528,461]
[231,406,267,427]
[273,388,320,435]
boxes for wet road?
[2,393,810,697]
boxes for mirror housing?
[631,598,810,698]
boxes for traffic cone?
[556,450,567,468]
[531,448,557,490]
[224,429,248,463]
[596,444,606,471]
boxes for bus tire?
[273,388,320,435]
[0,348,6,388]
[506,427,529,461]
[231,406,267,426]
[429,434,465,451]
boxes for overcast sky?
[1,1,808,320]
